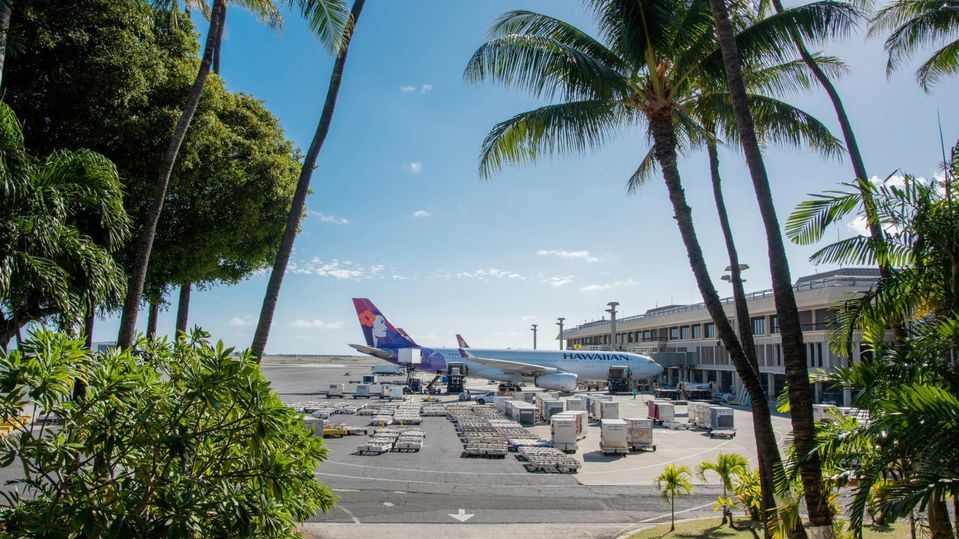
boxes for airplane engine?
[535,373,578,392]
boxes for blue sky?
[93,0,959,355]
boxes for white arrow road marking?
[448,508,475,523]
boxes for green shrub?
[0,329,335,537]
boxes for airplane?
[349,298,663,392]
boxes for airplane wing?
[458,348,557,376]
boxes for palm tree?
[869,0,959,91]
[657,464,694,531]
[250,0,364,360]
[116,0,348,348]
[465,4,852,534]
[707,0,836,535]
[699,453,750,525]
[0,101,130,350]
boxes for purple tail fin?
[353,298,418,349]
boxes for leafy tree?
[656,464,694,531]
[147,79,301,335]
[0,328,335,537]
[869,0,959,90]
[699,452,750,526]
[791,147,959,538]
[0,101,129,350]
[251,0,364,359]
[117,0,349,348]
[708,0,837,534]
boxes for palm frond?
[478,100,634,179]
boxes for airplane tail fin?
[456,334,470,348]
[352,298,418,349]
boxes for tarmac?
[263,358,797,537]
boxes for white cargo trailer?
[553,410,588,439]
[551,416,578,453]
[623,417,655,451]
[600,418,629,455]
[600,400,620,420]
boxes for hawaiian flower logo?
[359,310,376,328]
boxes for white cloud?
[457,268,525,281]
[420,84,432,94]
[400,85,416,93]
[412,210,431,218]
[307,211,349,225]
[537,249,599,263]
[543,275,575,287]
[408,161,423,174]
[579,278,641,292]
[291,319,343,330]
[288,257,365,279]
[228,316,254,327]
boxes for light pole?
[531,324,538,350]
[606,301,619,351]
[556,317,565,350]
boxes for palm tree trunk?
[767,0,902,345]
[929,499,955,539]
[175,282,191,335]
[708,1,831,536]
[0,0,12,87]
[648,109,793,539]
[116,0,227,349]
[707,139,777,536]
[147,300,159,339]
[83,308,95,349]
[250,0,366,360]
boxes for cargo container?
[709,407,734,430]
[565,397,586,412]
[600,400,620,420]
[326,384,344,398]
[649,401,674,423]
[812,404,838,423]
[542,400,565,421]
[493,396,510,414]
[551,417,578,452]
[553,410,588,439]
[600,418,629,455]
[623,418,655,451]
[354,384,372,398]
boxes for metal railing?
[569,276,877,332]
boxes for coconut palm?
[0,101,130,350]
[465,3,854,534]
[657,464,694,531]
[117,0,349,348]
[708,1,839,535]
[250,0,364,359]
[869,0,959,91]
[699,453,750,525]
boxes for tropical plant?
[793,144,959,538]
[0,328,335,537]
[656,464,694,531]
[699,452,750,526]
[869,0,959,91]
[708,1,837,535]
[117,0,348,348]
[0,101,130,350]
[251,0,364,359]
[464,3,853,534]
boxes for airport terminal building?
[561,268,879,406]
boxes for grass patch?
[628,518,909,538]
